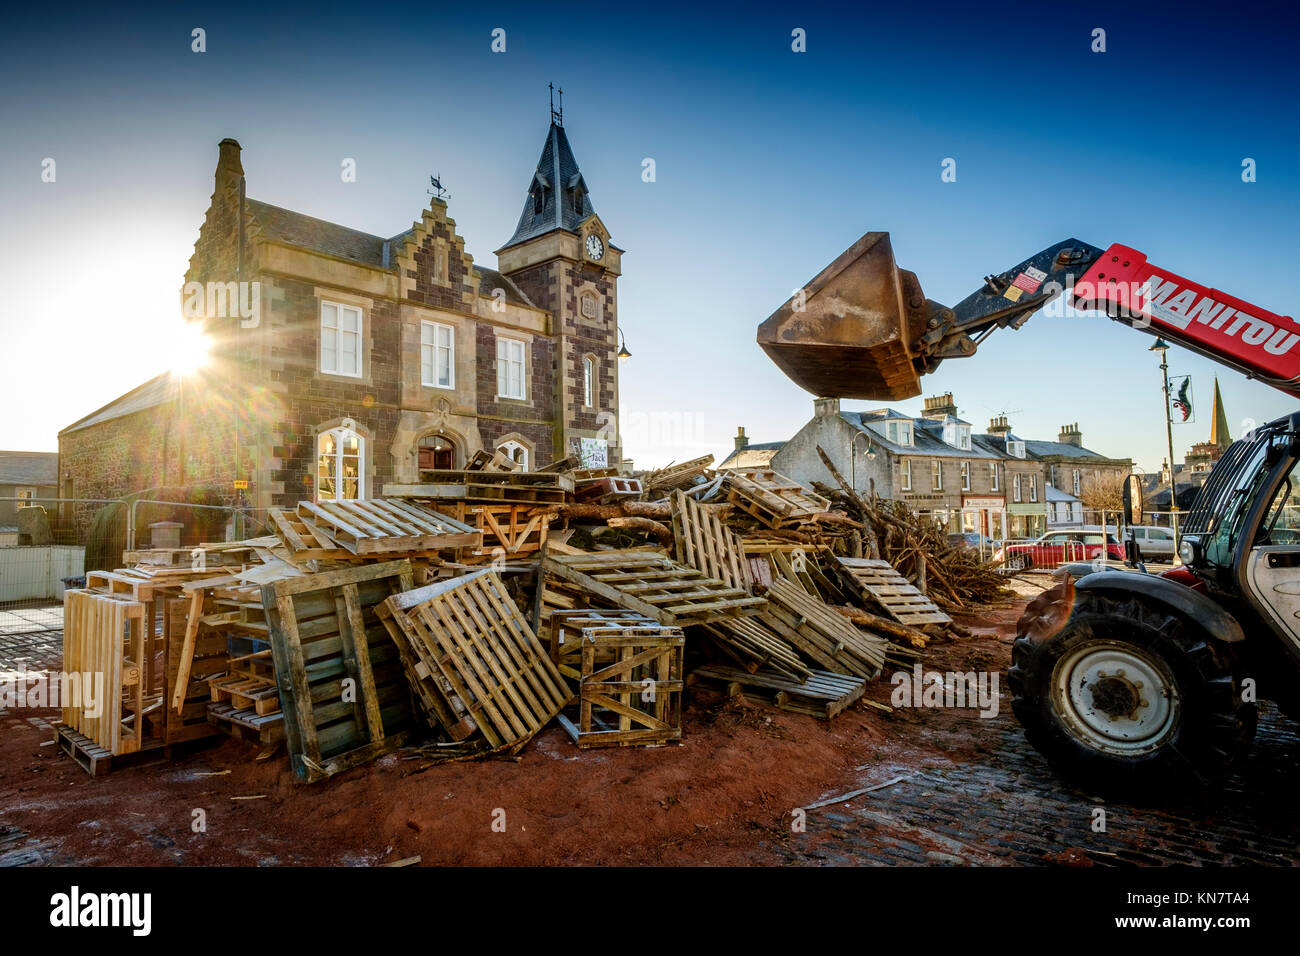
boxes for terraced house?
[727,393,1133,540]
[60,118,624,527]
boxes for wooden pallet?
[296,499,480,555]
[385,471,575,505]
[164,595,229,745]
[576,476,643,503]
[542,552,765,627]
[62,589,152,756]
[723,469,830,529]
[558,624,684,749]
[759,579,888,678]
[698,616,812,682]
[643,455,714,494]
[688,665,867,719]
[207,702,286,750]
[377,570,571,751]
[269,507,357,562]
[671,489,750,591]
[54,725,169,777]
[465,449,522,472]
[835,558,952,627]
[461,504,553,560]
[208,650,281,716]
[263,560,418,783]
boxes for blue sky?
[1,1,1296,471]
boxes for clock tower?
[496,115,623,468]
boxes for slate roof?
[1045,484,1080,503]
[472,266,536,308]
[61,373,177,436]
[0,451,59,486]
[244,199,537,308]
[842,412,998,459]
[500,123,594,250]
[247,199,389,266]
[719,441,785,468]
[1023,439,1117,460]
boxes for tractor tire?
[1009,586,1256,794]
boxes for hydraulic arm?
[757,232,1300,400]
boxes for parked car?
[993,530,1125,570]
[1126,524,1176,560]
[946,531,998,551]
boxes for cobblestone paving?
[0,605,63,674]
[765,709,1300,866]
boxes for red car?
[994,530,1124,570]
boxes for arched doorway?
[418,433,457,473]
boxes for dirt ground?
[0,590,1036,867]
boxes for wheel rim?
[1050,642,1180,755]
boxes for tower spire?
[1209,377,1231,448]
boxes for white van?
[1127,525,1177,560]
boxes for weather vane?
[549,82,563,126]
[427,174,450,201]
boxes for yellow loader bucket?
[756,231,929,401]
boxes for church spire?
[1209,377,1231,448]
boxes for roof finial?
[549,82,563,126]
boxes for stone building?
[60,117,624,531]
[735,392,1134,541]
[0,451,59,540]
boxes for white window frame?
[901,459,912,491]
[1030,475,1038,502]
[1007,439,1025,458]
[931,459,942,491]
[887,421,899,443]
[961,461,971,491]
[320,301,364,378]
[583,356,596,408]
[15,488,36,506]
[1014,474,1022,503]
[898,422,913,446]
[498,440,529,471]
[1072,469,1081,497]
[421,321,455,389]
[989,462,999,492]
[317,425,365,501]
[496,336,527,400]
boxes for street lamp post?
[1149,338,1181,556]
[850,431,876,493]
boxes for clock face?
[585,234,604,261]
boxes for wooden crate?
[548,609,662,681]
[542,552,765,627]
[723,469,830,529]
[378,570,571,751]
[671,489,750,591]
[835,558,952,627]
[263,560,419,783]
[688,665,867,719]
[557,623,685,749]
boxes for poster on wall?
[576,437,608,469]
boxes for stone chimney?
[734,427,749,451]
[923,392,957,419]
[1059,422,1083,447]
[216,138,244,192]
[988,414,1011,436]
[813,397,840,418]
